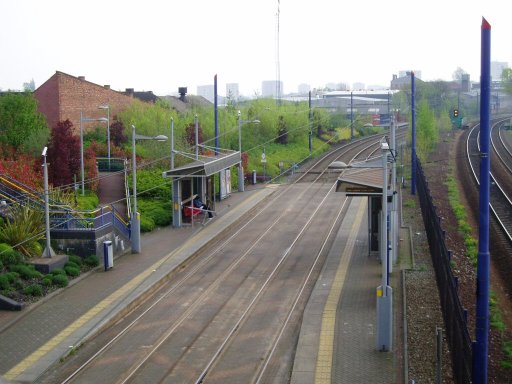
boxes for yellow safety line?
[314,198,366,383]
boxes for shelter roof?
[163,147,241,178]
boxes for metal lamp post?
[237,111,260,192]
[98,105,110,170]
[42,146,56,258]
[131,124,168,253]
[377,141,393,351]
[80,112,108,195]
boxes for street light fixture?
[237,110,260,192]
[42,146,56,258]
[80,112,108,195]
[131,124,168,253]
[98,105,111,170]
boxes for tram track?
[39,132,394,384]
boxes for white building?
[197,84,215,103]
[298,83,310,95]
[262,80,283,98]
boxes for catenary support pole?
[411,71,417,195]
[309,91,313,153]
[473,16,491,384]
[170,117,174,169]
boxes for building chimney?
[125,88,134,97]
[78,76,85,81]
[104,85,110,90]
[178,87,187,102]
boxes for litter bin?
[103,240,113,271]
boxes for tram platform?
[0,185,407,383]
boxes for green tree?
[23,79,36,92]
[276,115,288,144]
[0,93,49,154]
[502,68,512,95]
[47,119,81,188]
[415,99,438,161]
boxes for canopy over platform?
[162,147,241,178]
[335,158,390,196]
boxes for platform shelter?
[163,147,242,227]
[334,159,392,258]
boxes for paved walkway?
[0,185,277,383]
[97,171,127,218]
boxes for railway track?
[463,118,512,296]
[38,132,396,384]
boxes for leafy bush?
[129,169,171,200]
[9,264,43,280]
[138,200,172,227]
[76,192,99,211]
[51,268,66,276]
[0,243,23,265]
[65,261,80,270]
[51,274,69,287]
[68,255,82,266]
[24,284,43,297]
[84,255,99,268]
[0,274,10,290]
[5,272,19,283]
[140,216,155,233]
[64,265,80,277]
[42,277,52,286]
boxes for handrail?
[125,158,132,220]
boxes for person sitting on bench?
[193,195,213,218]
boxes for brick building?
[33,71,149,131]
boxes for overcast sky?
[0,0,510,96]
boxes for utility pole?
[309,91,312,153]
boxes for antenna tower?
[275,0,281,104]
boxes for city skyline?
[1,1,511,96]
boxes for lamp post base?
[131,212,141,253]
[377,285,393,352]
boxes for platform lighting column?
[80,111,85,195]
[237,111,245,192]
[42,147,55,258]
[80,113,108,195]
[131,125,168,254]
[391,116,398,266]
[350,91,354,141]
[237,113,260,192]
[98,105,110,169]
[377,141,393,352]
[170,117,175,169]
[195,114,199,160]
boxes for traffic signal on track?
[453,108,459,117]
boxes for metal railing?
[415,157,472,384]
[97,157,126,172]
